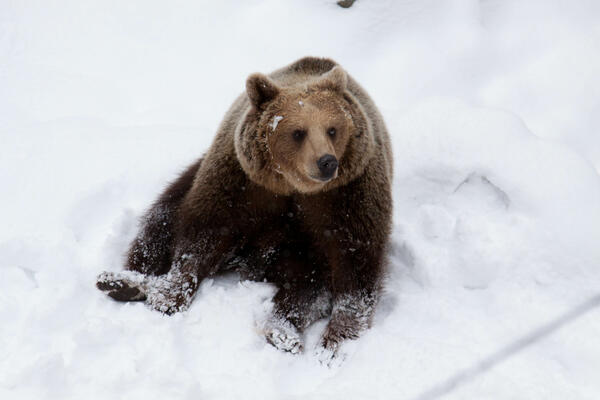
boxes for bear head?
[235,64,375,195]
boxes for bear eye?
[292,129,306,142]
[327,127,336,137]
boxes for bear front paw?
[316,329,342,365]
[314,319,360,366]
[314,342,348,368]
[146,293,189,315]
[96,271,147,302]
[263,317,303,354]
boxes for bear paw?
[314,340,350,368]
[96,271,147,302]
[263,317,303,354]
[146,292,189,315]
[314,322,358,367]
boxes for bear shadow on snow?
[97,57,393,360]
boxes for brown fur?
[97,57,393,357]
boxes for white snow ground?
[1,1,600,399]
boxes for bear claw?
[266,330,303,354]
[263,317,303,354]
[314,344,346,368]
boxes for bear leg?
[272,285,332,332]
[97,266,200,315]
[264,284,332,354]
[125,158,202,276]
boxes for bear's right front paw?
[146,293,189,315]
[263,317,303,354]
[96,271,147,302]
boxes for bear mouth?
[309,173,337,183]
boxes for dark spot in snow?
[337,0,356,8]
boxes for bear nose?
[316,154,338,179]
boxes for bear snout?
[316,154,338,180]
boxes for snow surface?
[2,0,600,399]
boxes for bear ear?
[246,73,280,109]
[311,66,348,93]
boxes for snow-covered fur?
[96,57,393,356]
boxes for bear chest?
[238,182,292,221]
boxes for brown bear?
[97,57,393,358]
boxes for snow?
[271,115,284,131]
[2,1,600,399]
